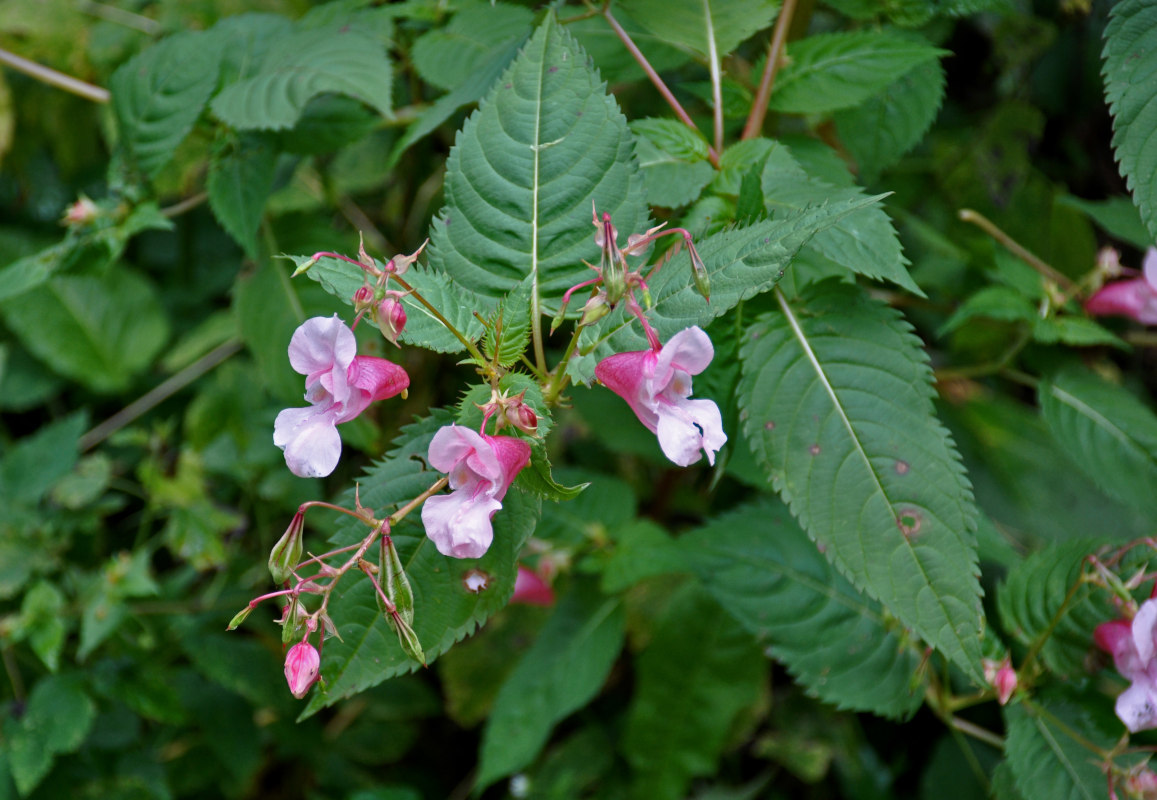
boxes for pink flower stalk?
[595,326,727,467]
[510,564,554,606]
[274,315,409,478]
[1095,598,1157,732]
[284,640,320,699]
[421,425,530,559]
[1086,248,1157,325]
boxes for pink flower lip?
[595,326,727,467]
[1085,247,1157,325]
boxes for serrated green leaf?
[578,193,887,360]
[834,58,946,181]
[291,254,489,355]
[618,0,780,57]
[477,580,624,789]
[770,31,946,114]
[622,583,767,800]
[211,26,392,131]
[632,118,716,208]
[110,31,223,176]
[301,413,540,716]
[683,500,926,718]
[995,539,1110,678]
[6,675,96,796]
[411,1,535,92]
[426,15,649,311]
[1032,316,1128,349]
[208,134,277,258]
[483,277,533,368]
[738,281,983,680]
[1003,697,1113,800]
[757,140,922,295]
[938,286,1037,337]
[1103,0,1157,242]
[0,269,169,393]
[1039,366,1157,512]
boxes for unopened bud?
[390,612,426,665]
[268,511,305,585]
[579,293,610,327]
[689,243,710,302]
[62,196,99,226]
[982,656,1017,705]
[506,401,538,435]
[284,640,321,698]
[375,293,407,346]
[278,599,309,644]
[226,605,254,630]
[292,255,320,277]
[510,565,554,606]
[353,284,376,310]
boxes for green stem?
[0,48,110,103]
[742,0,797,140]
[388,273,488,364]
[934,326,1031,382]
[958,209,1077,294]
[542,325,585,405]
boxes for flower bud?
[507,401,538,435]
[352,284,376,311]
[982,656,1017,705]
[689,242,710,302]
[375,293,407,345]
[389,611,426,665]
[226,605,254,630]
[284,641,321,698]
[379,534,414,626]
[62,196,99,227]
[268,511,305,585]
[579,293,610,327]
[510,565,554,606]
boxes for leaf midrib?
[1049,383,1149,458]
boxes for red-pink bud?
[510,565,554,606]
[982,656,1017,705]
[353,284,375,308]
[284,641,320,699]
[504,399,538,435]
[62,196,99,226]
[376,294,407,345]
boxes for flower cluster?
[1095,597,1157,732]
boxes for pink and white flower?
[284,640,320,699]
[595,326,727,467]
[1086,248,1157,325]
[1096,598,1157,732]
[421,425,530,559]
[274,315,409,478]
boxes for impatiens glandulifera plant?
[8,0,1157,797]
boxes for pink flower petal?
[655,325,713,380]
[1144,248,1157,291]
[428,425,502,485]
[511,565,554,606]
[1135,599,1157,664]
[349,355,410,402]
[288,315,357,403]
[274,405,343,478]
[595,349,658,431]
[421,490,502,559]
[1116,677,1157,733]
[485,434,532,497]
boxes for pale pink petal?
[349,355,409,402]
[288,315,356,403]
[421,490,502,559]
[274,405,343,478]
[1144,248,1157,291]
[1117,677,1157,732]
[1097,618,1147,682]
[595,349,659,431]
[655,326,713,379]
[485,435,532,497]
[428,425,501,486]
[1135,599,1157,663]
[511,565,554,606]
[655,396,726,466]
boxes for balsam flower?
[421,425,530,559]
[284,640,320,699]
[1095,598,1157,732]
[595,326,727,467]
[1086,248,1157,325]
[274,315,409,478]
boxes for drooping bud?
[504,396,538,435]
[284,640,321,698]
[375,292,407,346]
[226,605,254,631]
[982,656,1018,705]
[352,284,376,314]
[268,511,305,585]
[688,240,710,302]
[579,293,611,327]
[62,196,99,227]
[268,509,305,585]
[379,534,415,626]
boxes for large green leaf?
[995,540,1111,678]
[621,584,767,800]
[110,31,223,176]
[211,26,392,130]
[292,254,489,355]
[738,281,983,680]
[833,58,946,181]
[631,118,715,208]
[302,413,540,716]
[476,581,625,789]
[682,500,926,718]
[411,1,535,92]
[4,675,96,796]
[208,134,277,258]
[770,31,946,114]
[617,0,779,57]
[575,192,886,365]
[1003,696,1115,800]
[1103,0,1157,241]
[425,15,648,313]
[0,268,169,393]
[1039,366,1157,513]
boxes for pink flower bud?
[376,293,407,345]
[284,641,320,699]
[500,392,538,435]
[62,196,99,226]
[352,284,376,310]
[510,565,554,606]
